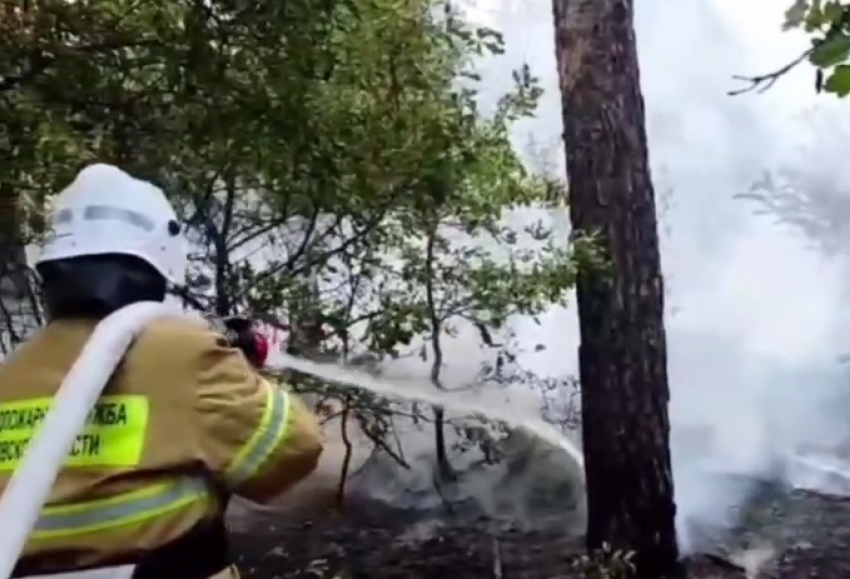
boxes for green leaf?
[804,0,825,31]
[809,33,850,67]
[784,0,810,30]
[823,64,850,95]
[823,0,845,23]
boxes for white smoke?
[49,0,844,555]
[457,0,850,554]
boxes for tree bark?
[551,0,682,577]
[0,184,28,300]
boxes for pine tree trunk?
[551,0,683,577]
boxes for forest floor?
[228,479,850,578]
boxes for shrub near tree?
[0,0,590,508]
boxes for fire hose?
[0,307,269,579]
[0,302,178,579]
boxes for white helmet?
[36,164,187,286]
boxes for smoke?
[208,0,850,555]
[453,0,850,555]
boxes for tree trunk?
[551,0,682,577]
[0,184,28,300]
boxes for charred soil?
[228,486,850,578]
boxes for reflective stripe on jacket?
[224,381,290,488]
[0,316,324,571]
[32,476,210,540]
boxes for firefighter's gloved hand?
[222,316,270,369]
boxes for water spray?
[229,312,585,467]
[266,352,586,470]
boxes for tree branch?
[729,48,813,96]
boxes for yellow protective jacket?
[0,316,324,573]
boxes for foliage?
[731,3,850,254]
[784,0,850,95]
[736,166,850,255]
[0,0,588,494]
[572,544,636,579]
[734,106,850,263]
[481,330,582,432]
[733,1,850,96]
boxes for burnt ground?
[227,481,850,578]
[229,500,588,579]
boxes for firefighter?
[0,164,324,578]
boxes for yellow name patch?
[0,395,149,470]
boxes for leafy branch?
[731,0,850,96]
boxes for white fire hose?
[0,302,178,579]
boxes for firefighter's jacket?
[0,316,324,571]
